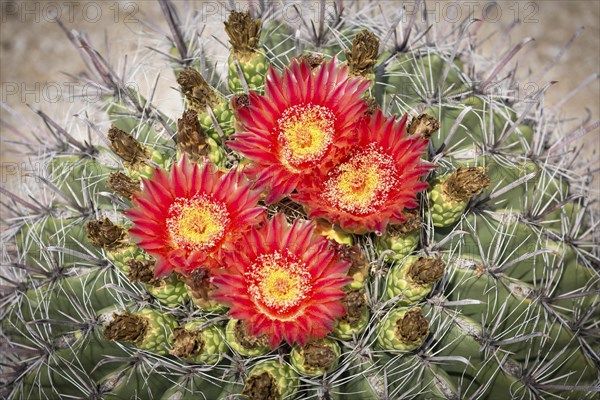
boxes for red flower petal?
[293,110,433,234]
[125,156,265,276]
[228,58,370,203]
[212,214,351,347]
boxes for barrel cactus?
[1,1,598,400]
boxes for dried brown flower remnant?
[407,114,440,139]
[408,257,446,285]
[330,243,370,286]
[443,167,491,202]
[388,208,422,236]
[364,97,378,115]
[177,109,210,163]
[86,218,127,250]
[127,259,160,286]
[104,312,148,344]
[242,372,279,400]
[303,340,337,371]
[177,68,220,112]
[299,53,325,69]
[224,11,262,56]
[346,29,379,76]
[107,172,140,199]
[234,320,270,350]
[394,308,429,345]
[171,327,204,358]
[108,126,149,165]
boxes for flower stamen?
[246,251,312,313]
[323,143,398,215]
[167,194,230,252]
[277,104,335,171]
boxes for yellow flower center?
[323,143,398,215]
[166,194,230,252]
[246,251,312,313]
[277,104,335,171]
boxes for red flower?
[211,214,351,348]
[228,58,370,203]
[125,157,264,276]
[293,110,431,234]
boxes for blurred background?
[1,0,598,185]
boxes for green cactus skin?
[290,338,341,376]
[99,363,174,400]
[3,2,599,399]
[380,53,468,110]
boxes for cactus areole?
[4,3,599,400]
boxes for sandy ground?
[1,0,599,192]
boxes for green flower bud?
[385,256,446,305]
[171,319,228,364]
[290,338,341,376]
[103,309,177,355]
[377,307,429,351]
[429,167,490,227]
[243,360,299,400]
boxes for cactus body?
[3,3,598,400]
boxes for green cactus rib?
[2,2,599,400]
